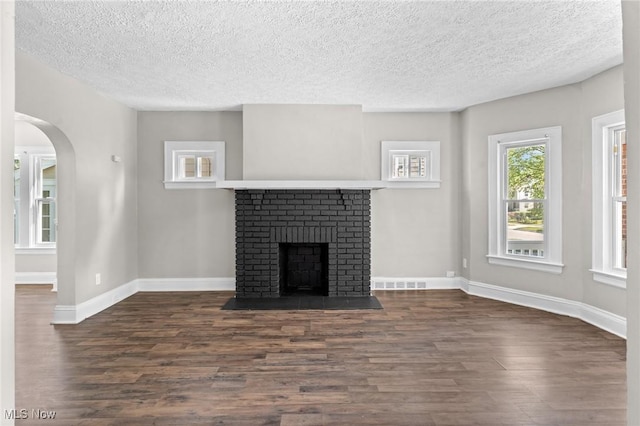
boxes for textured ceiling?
[16,1,623,112]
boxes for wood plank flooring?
[15,286,626,425]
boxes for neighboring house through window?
[487,126,563,273]
[592,110,626,287]
[14,146,57,250]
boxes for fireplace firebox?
[279,243,328,296]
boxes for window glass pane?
[14,157,20,244]
[36,156,57,245]
[409,153,429,178]
[198,156,213,178]
[614,129,627,198]
[506,201,545,258]
[614,199,627,269]
[38,200,56,243]
[392,154,409,178]
[39,157,56,198]
[179,155,196,178]
[506,144,545,200]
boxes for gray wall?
[243,104,365,180]
[16,51,138,305]
[461,65,625,316]
[137,112,242,279]
[364,112,462,277]
[137,109,463,280]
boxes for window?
[488,126,563,273]
[164,141,225,189]
[381,141,440,188]
[14,147,57,250]
[591,110,626,287]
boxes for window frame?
[14,146,57,252]
[487,126,563,274]
[163,141,225,189]
[591,110,626,288]
[381,141,441,188]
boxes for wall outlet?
[463,258,468,268]
[95,273,101,285]
[446,271,455,278]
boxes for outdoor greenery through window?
[505,144,545,258]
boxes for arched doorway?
[14,113,76,313]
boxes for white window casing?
[14,146,57,252]
[381,141,441,188]
[591,110,626,288]
[487,126,563,274]
[164,141,225,189]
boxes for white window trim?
[164,141,225,189]
[381,141,441,188]
[487,126,563,274]
[591,109,626,288]
[15,146,57,251]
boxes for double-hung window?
[488,126,563,273]
[14,147,57,250]
[591,110,626,287]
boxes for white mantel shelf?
[217,180,388,190]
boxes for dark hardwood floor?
[15,285,626,425]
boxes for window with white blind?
[591,110,627,288]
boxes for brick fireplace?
[234,189,372,298]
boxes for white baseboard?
[372,276,626,339]
[15,271,56,285]
[137,277,235,292]
[52,277,236,324]
[371,276,459,290]
[52,280,138,324]
[460,278,626,339]
[51,275,626,338]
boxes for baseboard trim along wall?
[52,276,626,338]
[15,271,56,285]
[52,278,235,324]
[137,277,236,292]
[372,277,626,338]
[459,278,626,339]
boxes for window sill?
[15,247,56,255]
[383,180,441,189]
[163,180,219,189]
[486,255,564,274]
[590,269,626,289]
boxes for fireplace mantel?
[217,180,386,190]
